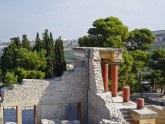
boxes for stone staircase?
[120,109,135,124]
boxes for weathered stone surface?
[87,48,126,124]
[3,67,88,104]
[148,105,165,124]
[41,119,80,124]
[2,47,126,124]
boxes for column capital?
[109,62,119,65]
[101,61,109,64]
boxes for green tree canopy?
[21,34,31,50]
[78,16,155,93]
[126,28,155,51]
[33,33,42,52]
[54,37,66,77]
[4,72,18,87]
[148,48,165,93]
[78,16,129,48]
[16,48,47,70]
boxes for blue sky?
[0,0,165,42]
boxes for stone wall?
[148,105,165,124]
[1,47,126,124]
[2,67,88,123]
[87,48,126,124]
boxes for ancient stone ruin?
[0,47,161,124]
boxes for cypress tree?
[33,33,42,52]
[42,30,55,78]
[54,36,66,77]
[21,34,31,50]
[42,29,49,54]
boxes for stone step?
[121,110,130,115]
[123,115,132,119]
[120,109,135,124]
[126,119,135,124]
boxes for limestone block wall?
[2,47,125,124]
[88,92,125,123]
[2,67,88,123]
[148,105,165,124]
[87,48,126,124]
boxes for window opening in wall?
[4,106,16,123]
[65,103,80,121]
[22,106,34,124]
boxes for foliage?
[15,67,45,82]
[21,34,31,50]
[16,48,47,70]
[4,71,18,87]
[148,48,165,93]
[78,16,155,93]
[33,33,42,52]
[78,16,129,48]
[0,29,66,86]
[42,30,55,78]
[54,37,66,77]
[0,37,21,81]
[126,28,155,51]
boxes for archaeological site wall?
[86,48,125,124]
[1,47,127,124]
[2,67,88,124]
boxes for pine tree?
[1,37,21,83]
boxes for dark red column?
[101,62,109,92]
[111,64,118,97]
[136,98,144,109]
[123,87,130,102]
[77,103,81,122]
[34,105,36,124]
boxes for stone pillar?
[16,106,22,124]
[34,105,36,124]
[136,98,144,109]
[111,64,118,97]
[0,106,4,124]
[101,62,109,92]
[123,87,130,102]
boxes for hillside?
[152,30,165,49]
[0,30,165,61]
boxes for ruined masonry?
[0,47,158,124]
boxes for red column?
[136,98,144,109]
[101,62,109,92]
[123,87,130,102]
[111,64,118,97]
[77,103,81,122]
[34,105,36,124]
